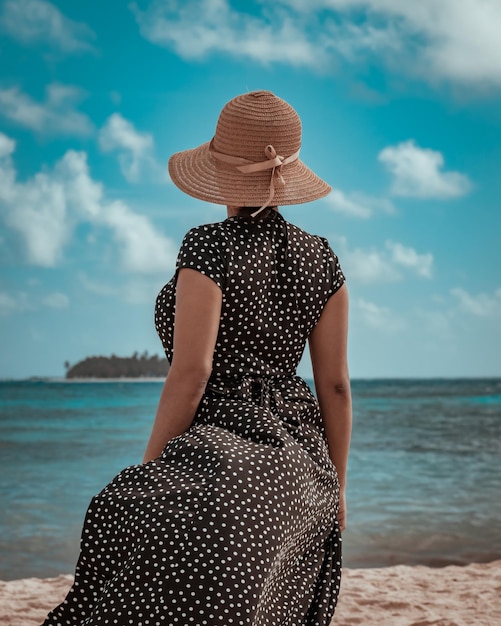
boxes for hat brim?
[168,141,331,207]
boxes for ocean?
[1,378,500,581]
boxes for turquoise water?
[1,378,500,580]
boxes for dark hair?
[235,206,279,221]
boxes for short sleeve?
[176,225,226,290]
[320,237,346,297]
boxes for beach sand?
[1,560,500,625]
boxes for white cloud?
[324,189,395,218]
[77,272,166,305]
[0,292,16,315]
[378,140,471,198]
[99,113,167,183]
[356,298,406,333]
[3,162,72,267]
[335,236,432,283]
[0,83,93,136]
[385,240,433,278]
[0,0,96,53]
[54,150,103,219]
[0,134,15,158]
[324,189,372,218]
[131,0,325,68]
[0,289,69,316]
[284,0,501,88]
[0,147,102,267]
[131,0,501,90]
[42,292,69,309]
[78,272,119,298]
[100,201,177,274]
[0,136,17,206]
[451,287,501,317]
[0,291,36,316]
[342,245,400,283]
[318,0,501,87]
[357,193,395,215]
[0,132,177,273]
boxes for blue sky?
[0,0,500,379]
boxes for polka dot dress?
[42,210,346,626]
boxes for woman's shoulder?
[181,219,230,246]
[182,215,263,252]
[285,219,333,250]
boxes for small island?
[64,351,169,379]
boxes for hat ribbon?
[209,141,300,217]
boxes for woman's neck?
[226,205,279,218]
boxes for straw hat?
[168,91,331,216]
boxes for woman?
[42,90,351,626]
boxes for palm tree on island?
[64,352,169,379]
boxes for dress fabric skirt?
[42,376,341,626]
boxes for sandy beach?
[1,560,499,625]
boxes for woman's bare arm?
[308,283,352,530]
[142,268,222,463]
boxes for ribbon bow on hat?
[210,141,300,217]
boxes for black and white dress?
[42,210,346,626]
